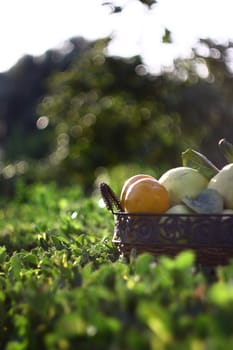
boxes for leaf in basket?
[182,188,224,214]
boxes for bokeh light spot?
[36,116,49,130]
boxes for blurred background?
[1,0,233,196]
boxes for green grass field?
[1,182,233,350]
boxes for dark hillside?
[0,37,90,159]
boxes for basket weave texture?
[100,183,233,266]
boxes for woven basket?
[100,182,233,266]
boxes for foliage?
[0,38,90,161]
[2,38,233,194]
[36,39,189,191]
[102,0,157,13]
[1,182,233,349]
[35,38,233,192]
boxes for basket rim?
[112,211,233,217]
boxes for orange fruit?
[120,174,155,209]
[124,177,170,213]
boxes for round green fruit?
[221,209,233,221]
[165,204,194,214]
[159,167,208,206]
[222,209,233,214]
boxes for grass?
[1,181,233,349]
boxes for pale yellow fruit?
[208,163,233,209]
[221,209,233,221]
[159,167,208,206]
[222,209,233,214]
[165,204,194,214]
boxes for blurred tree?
[168,39,233,166]
[1,36,233,194]
[102,0,157,12]
[34,40,187,189]
[37,38,233,190]
[0,37,90,160]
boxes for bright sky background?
[1,0,233,74]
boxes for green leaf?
[162,28,172,43]
[135,253,154,276]
[0,246,6,264]
[5,341,28,350]
[209,283,233,307]
[174,250,195,270]
[137,302,172,344]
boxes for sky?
[1,0,233,74]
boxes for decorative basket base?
[100,182,233,266]
[112,240,233,266]
[112,212,233,266]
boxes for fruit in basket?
[159,167,208,206]
[222,209,233,221]
[123,177,170,213]
[208,163,233,209]
[222,209,233,214]
[165,204,194,214]
[120,174,154,209]
[182,188,224,214]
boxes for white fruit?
[221,209,233,221]
[159,167,208,206]
[165,204,193,214]
[208,164,233,209]
[222,209,233,214]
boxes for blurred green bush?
[36,40,184,192]
[1,38,233,195]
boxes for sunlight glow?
[36,116,49,130]
[98,198,106,209]
[0,0,233,73]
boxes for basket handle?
[99,182,123,214]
